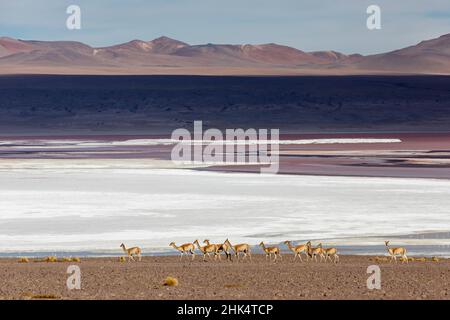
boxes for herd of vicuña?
[118,240,412,263]
[165,239,339,263]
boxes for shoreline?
[1,254,448,300]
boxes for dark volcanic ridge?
[1,34,450,74]
[1,75,450,135]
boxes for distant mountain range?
[1,34,449,75]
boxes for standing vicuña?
[308,242,325,262]
[284,240,310,262]
[322,246,339,263]
[120,243,142,262]
[224,239,251,261]
[194,239,218,261]
[259,242,282,261]
[204,239,231,260]
[169,242,196,260]
[385,241,408,263]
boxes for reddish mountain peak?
[101,36,188,54]
[129,39,148,44]
[110,39,153,51]
[150,36,187,44]
[0,37,35,57]
[148,36,188,54]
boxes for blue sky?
[1,0,449,54]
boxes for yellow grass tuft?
[22,292,61,300]
[119,256,126,263]
[374,256,389,262]
[408,257,415,262]
[31,256,80,263]
[30,294,60,300]
[163,276,179,287]
[432,257,440,262]
[224,284,243,288]
[416,257,426,262]
[18,257,29,263]
[45,256,58,263]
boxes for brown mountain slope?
[173,43,328,66]
[0,37,35,58]
[356,34,450,74]
[0,40,104,66]
[148,36,189,54]
[97,37,188,55]
[0,34,449,74]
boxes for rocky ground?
[0,254,448,300]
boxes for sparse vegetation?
[374,256,389,262]
[416,257,427,262]
[44,256,58,263]
[22,293,61,300]
[374,256,441,263]
[163,276,179,287]
[224,284,243,289]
